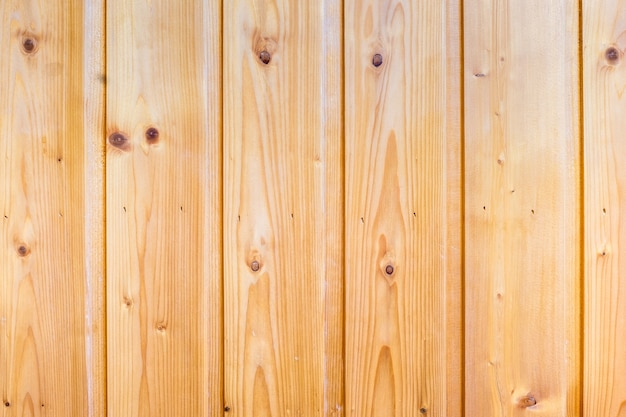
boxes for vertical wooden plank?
[0,0,105,416]
[106,1,222,416]
[583,1,626,415]
[344,0,462,416]
[464,1,580,416]
[223,0,343,415]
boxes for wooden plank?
[583,2,626,415]
[344,1,462,416]
[0,0,106,416]
[464,1,580,415]
[105,1,222,416]
[223,0,343,415]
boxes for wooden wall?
[0,1,625,416]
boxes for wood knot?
[605,46,621,64]
[372,53,383,67]
[145,127,159,143]
[259,50,271,65]
[518,395,537,408]
[17,244,30,257]
[108,132,130,151]
[21,36,38,54]
[385,264,395,275]
[123,296,133,307]
[251,260,260,272]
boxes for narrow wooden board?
[344,1,462,416]
[583,1,626,415]
[106,2,222,416]
[464,1,581,415]
[223,0,343,415]
[0,0,105,416]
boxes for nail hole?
[21,37,37,54]
[385,265,394,275]
[606,46,620,64]
[259,50,271,64]
[372,53,383,67]
[251,260,260,272]
[145,127,159,142]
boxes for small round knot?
[156,323,166,332]
[259,50,271,65]
[372,53,383,67]
[4,402,10,407]
[108,132,129,149]
[419,408,427,414]
[518,395,537,408]
[605,46,621,64]
[21,37,37,54]
[17,245,30,257]
[224,406,231,412]
[385,264,394,275]
[145,127,159,142]
[251,260,260,272]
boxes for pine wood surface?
[3,2,626,416]
[464,1,581,415]
[344,1,462,416]
[583,1,626,415]
[0,1,105,416]
[105,1,222,416]
[223,0,343,416]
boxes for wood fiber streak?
[583,1,626,415]
[344,1,462,416]
[464,1,580,416]
[223,0,343,416]
[0,1,105,416]
[106,1,222,416]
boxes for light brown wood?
[583,1,626,415]
[105,1,222,416]
[344,1,462,416]
[464,1,581,415]
[223,0,343,415]
[0,0,105,416]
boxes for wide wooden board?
[223,0,343,415]
[0,1,105,416]
[464,1,581,415]
[106,1,222,416]
[344,1,462,416]
[583,1,626,415]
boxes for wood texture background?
[0,1,624,416]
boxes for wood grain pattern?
[344,1,462,416]
[464,1,581,415]
[106,1,222,416]
[223,0,343,415]
[0,0,105,416]
[583,1,626,415]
